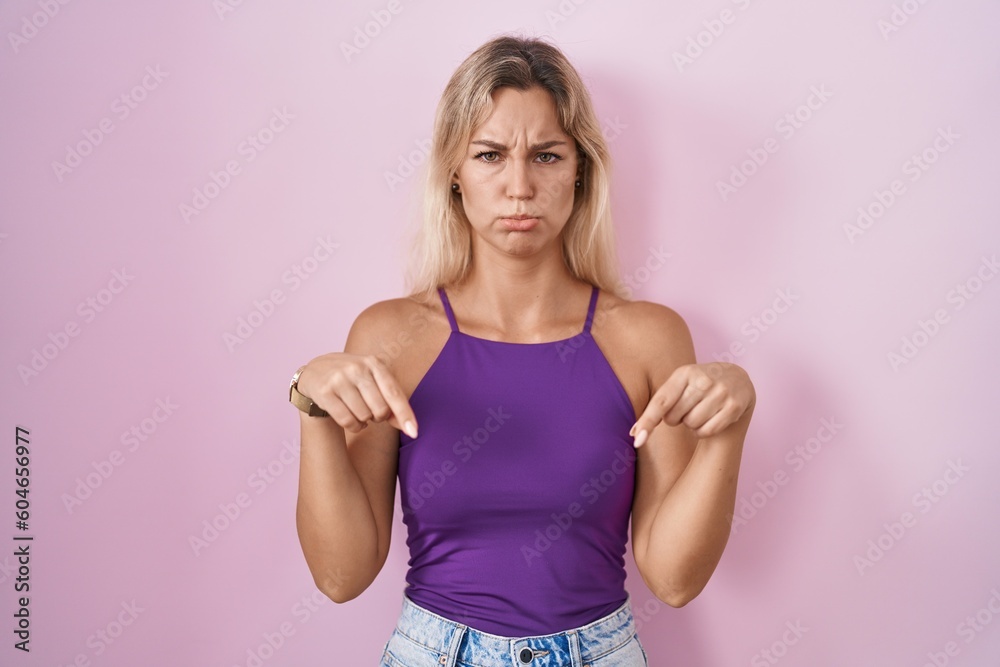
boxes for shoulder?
[343,291,443,358]
[597,291,696,386]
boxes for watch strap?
[289,365,329,417]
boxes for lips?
[500,217,539,231]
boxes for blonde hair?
[403,33,627,302]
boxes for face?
[452,85,581,256]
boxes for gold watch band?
[289,365,329,417]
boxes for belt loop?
[442,622,468,667]
[568,629,583,667]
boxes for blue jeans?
[378,593,649,666]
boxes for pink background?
[2,1,999,665]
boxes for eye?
[537,152,562,163]
[474,151,499,163]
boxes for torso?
[385,284,650,423]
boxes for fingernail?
[633,429,648,448]
[404,420,418,438]
[629,423,637,437]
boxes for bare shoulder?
[344,291,450,397]
[595,292,697,396]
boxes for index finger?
[369,360,419,438]
[630,366,689,448]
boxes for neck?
[451,250,587,336]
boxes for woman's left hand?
[630,362,755,447]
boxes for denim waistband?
[389,592,638,666]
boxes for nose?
[505,159,533,199]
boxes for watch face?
[290,366,304,389]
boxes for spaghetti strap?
[438,287,459,332]
[583,285,599,334]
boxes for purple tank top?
[397,284,638,636]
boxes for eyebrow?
[471,139,568,151]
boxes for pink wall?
[2,1,999,665]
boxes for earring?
[575,179,581,188]
[452,183,460,193]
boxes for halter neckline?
[436,284,599,346]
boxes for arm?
[628,303,755,607]
[294,302,411,602]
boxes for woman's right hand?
[296,353,418,438]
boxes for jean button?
[519,647,533,663]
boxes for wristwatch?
[289,364,329,417]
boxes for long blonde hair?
[403,33,627,302]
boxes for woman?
[291,33,755,667]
